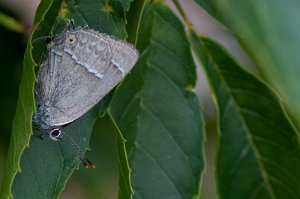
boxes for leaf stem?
[172,0,193,29]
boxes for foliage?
[1,0,300,198]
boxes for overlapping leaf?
[191,33,300,198]
[196,0,300,131]
[110,2,205,199]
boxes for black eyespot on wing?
[51,129,60,137]
[49,128,63,141]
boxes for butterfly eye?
[49,128,63,141]
[66,34,76,45]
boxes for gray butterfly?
[33,21,139,144]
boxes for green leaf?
[110,1,205,198]
[1,0,135,198]
[114,123,133,199]
[190,33,300,198]
[0,21,36,199]
[0,0,55,196]
[196,0,300,131]
[118,0,135,11]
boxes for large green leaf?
[1,0,135,198]
[191,33,300,198]
[195,0,300,131]
[0,18,36,199]
[0,0,53,197]
[110,1,205,198]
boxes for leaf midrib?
[210,60,276,198]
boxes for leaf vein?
[143,105,192,163]
[119,91,141,122]
[135,142,184,198]
[150,38,190,73]
[211,60,276,197]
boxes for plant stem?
[172,0,193,29]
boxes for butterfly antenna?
[63,133,95,168]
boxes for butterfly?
[33,20,139,167]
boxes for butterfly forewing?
[35,27,139,127]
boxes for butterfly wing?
[35,27,139,127]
